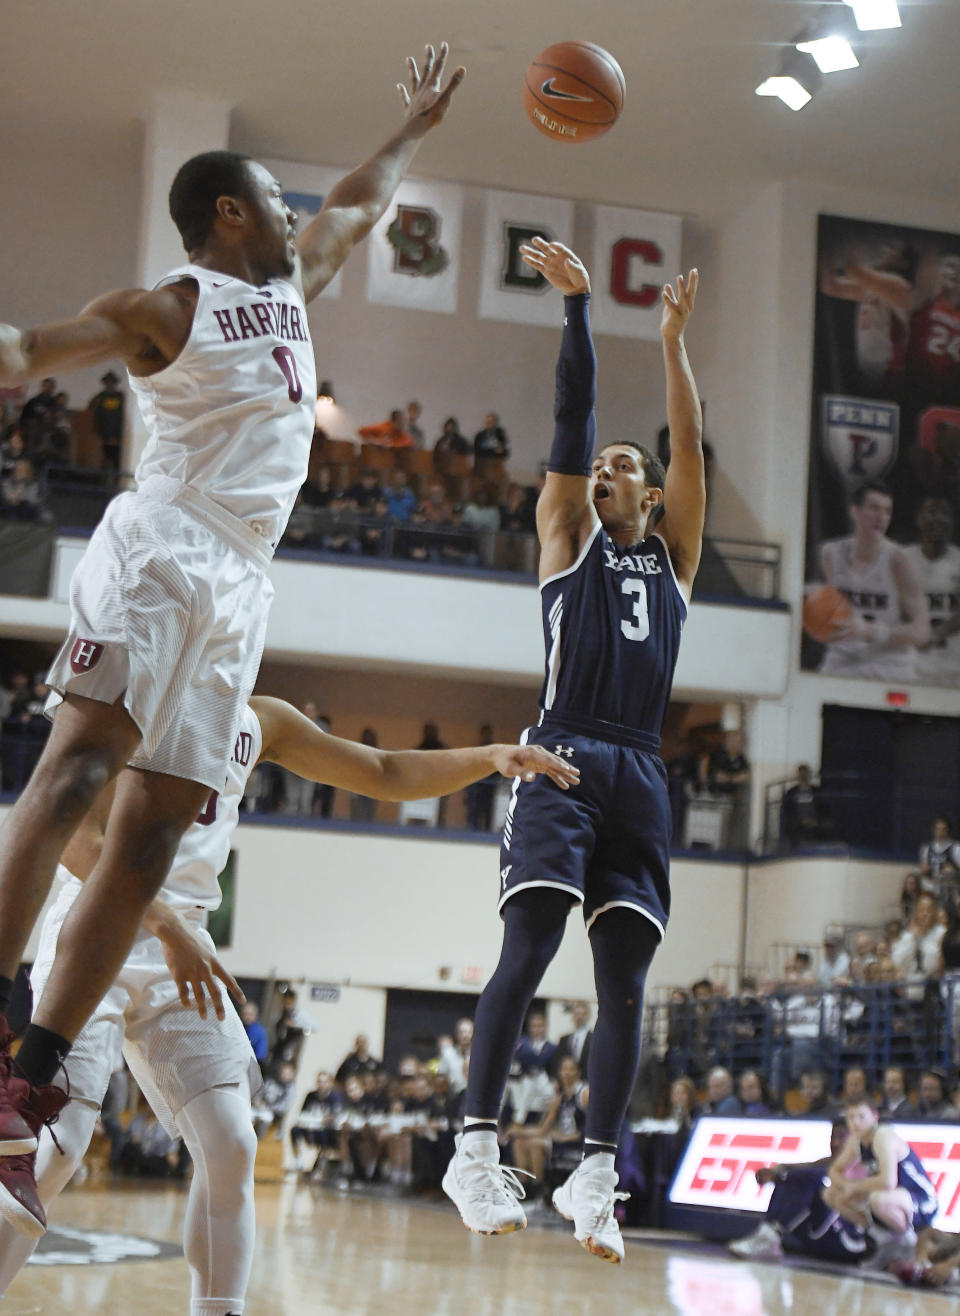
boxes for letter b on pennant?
[70,638,104,673]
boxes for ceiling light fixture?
[796,34,860,72]
[755,47,823,110]
[844,0,901,31]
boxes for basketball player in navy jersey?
[443,237,703,1263]
[0,45,463,1235]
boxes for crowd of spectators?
[0,668,51,792]
[286,1004,594,1206]
[665,726,752,851]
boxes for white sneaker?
[861,1229,917,1272]
[552,1155,629,1264]
[728,1223,784,1260]
[442,1133,530,1235]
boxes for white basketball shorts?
[30,869,262,1137]
[46,477,275,790]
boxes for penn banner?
[260,160,345,299]
[802,214,960,686]
[365,178,464,314]
[477,189,574,327]
[589,204,683,341]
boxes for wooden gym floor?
[2,1179,956,1315]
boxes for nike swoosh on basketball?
[540,78,594,103]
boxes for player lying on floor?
[0,696,577,1315]
[729,1119,872,1264]
[890,1227,960,1288]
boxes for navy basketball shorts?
[498,720,672,938]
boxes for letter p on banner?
[591,204,683,340]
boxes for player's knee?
[32,749,114,827]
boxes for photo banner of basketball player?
[589,204,683,342]
[260,160,345,300]
[365,178,464,315]
[802,214,960,686]
[477,189,575,328]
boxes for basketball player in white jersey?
[0,44,465,1234]
[0,698,575,1309]
[819,481,930,680]
[904,497,960,685]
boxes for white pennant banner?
[590,205,683,340]
[365,178,464,314]
[477,189,575,327]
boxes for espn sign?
[669,1117,960,1232]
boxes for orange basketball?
[803,586,853,643]
[522,41,625,144]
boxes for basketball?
[522,41,625,143]
[802,586,853,643]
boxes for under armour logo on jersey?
[69,638,104,673]
[500,865,513,890]
[555,745,575,758]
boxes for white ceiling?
[4,0,958,222]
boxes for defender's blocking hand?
[519,237,591,296]
[492,743,581,789]
[660,270,699,339]
[398,42,466,133]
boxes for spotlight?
[756,47,823,110]
[844,0,901,31]
[796,34,859,72]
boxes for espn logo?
[671,1119,832,1212]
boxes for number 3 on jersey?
[620,578,650,642]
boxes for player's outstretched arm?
[296,42,465,303]
[520,237,599,581]
[843,253,913,317]
[252,695,580,799]
[658,272,704,598]
[0,284,197,386]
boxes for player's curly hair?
[169,150,255,255]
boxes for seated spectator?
[349,728,380,823]
[784,950,816,986]
[419,481,453,526]
[436,1018,473,1096]
[241,1001,269,1072]
[916,1068,958,1121]
[850,931,878,982]
[667,1076,698,1130]
[782,764,833,849]
[702,1066,741,1116]
[473,412,509,462]
[797,1068,834,1118]
[337,1074,382,1185]
[0,424,27,478]
[878,1065,919,1123]
[336,1034,381,1086]
[384,468,418,523]
[87,370,125,475]
[819,931,851,987]
[282,491,322,550]
[358,494,390,557]
[0,457,44,520]
[269,988,311,1073]
[499,482,536,535]
[501,1055,555,1200]
[346,467,383,511]
[18,376,58,446]
[729,1119,868,1263]
[117,1105,186,1178]
[771,981,840,1097]
[301,462,337,508]
[405,400,425,448]
[892,893,945,982]
[738,1069,774,1116]
[514,1011,557,1078]
[462,486,500,535]
[839,1065,872,1107]
[290,1071,344,1174]
[433,416,470,458]
[357,409,414,449]
[540,1056,587,1182]
[252,1061,297,1140]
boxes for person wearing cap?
[87,369,125,475]
[819,931,851,987]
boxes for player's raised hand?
[660,270,699,339]
[492,743,581,789]
[398,42,466,133]
[519,236,591,295]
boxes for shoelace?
[581,1184,630,1233]
[471,1160,534,1205]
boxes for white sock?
[177,1086,257,1316]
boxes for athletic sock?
[14,1025,72,1088]
[582,1140,618,1161]
[0,976,14,1017]
[462,1119,499,1137]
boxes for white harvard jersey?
[161,704,263,910]
[129,266,317,548]
[819,537,915,681]
[904,543,960,684]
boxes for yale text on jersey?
[603,548,662,576]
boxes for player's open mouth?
[594,485,611,500]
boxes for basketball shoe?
[0,1027,69,1238]
[442,1132,530,1235]
[552,1154,629,1263]
[728,1222,784,1260]
[0,1018,38,1156]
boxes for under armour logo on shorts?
[70,638,105,673]
[500,865,513,890]
[555,744,575,758]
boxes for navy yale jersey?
[539,523,687,739]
